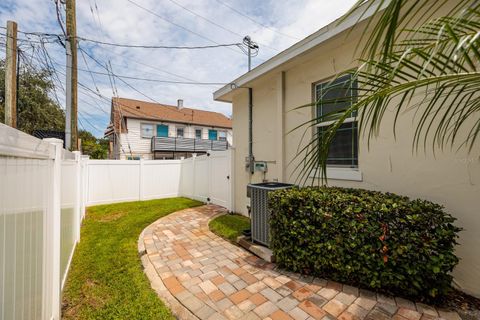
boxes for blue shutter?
[156,124,168,137]
[208,130,217,140]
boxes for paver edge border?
[137,205,227,320]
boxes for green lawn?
[208,214,251,242]
[62,197,203,320]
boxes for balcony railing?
[151,136,228,153]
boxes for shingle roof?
[112,97,232,129]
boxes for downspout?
[248,87,254,175]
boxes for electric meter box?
[254,161,267,172]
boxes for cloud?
[1,0,357,137]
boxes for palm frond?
[293,2,480,185]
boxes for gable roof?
[112,97,232,129]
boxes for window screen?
[315,74,358,167]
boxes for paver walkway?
[139,205,461,320]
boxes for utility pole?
[5,21,18,128]
[243,36,258,72]
[66,0,78,150]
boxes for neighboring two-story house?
[105,97,232,160]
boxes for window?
[218,131,227,141]
[176,127,184,138]
[195,129,202,139]
[315,74,358,167]
[156,124,169,137]
[141,123,154,138]
[208,129,218,140]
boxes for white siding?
[117,118,233,159]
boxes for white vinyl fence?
[85,150,233,211]
[0,124,232,320]
[0,124,87,320]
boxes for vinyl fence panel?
[0,124,85,320]
[1,122,232,320]
[86,151,233,210]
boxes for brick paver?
[139,205,460,320]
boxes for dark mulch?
[438,289,480,319]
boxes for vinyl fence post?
[207,152,212,204]
[191,154,196,200]
[139,158,144,201]
[228,148,235,212]
[44,138,62,320]
[73,151,81,242]
[81,155,89,219]
[82,155,90,211]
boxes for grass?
[208,214,251,242]
[62,197,203,320]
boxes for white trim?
[176,126,185,138]
[213,1,383,102]
[311,167,363,182]
[194,128,203,139]
[140,122,155,139]
[316,117,356,128]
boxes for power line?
[125,0,256,59]
[78,67,228,85]
[214,0,300,41]
[77,36,244,50]
[76,46,228,85]
[11,39,131,156]
[1,26,248,51]
[6,33,232,86]
[165,0,280,52]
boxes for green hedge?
[269,187,461,300]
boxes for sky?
[0,0,357,137]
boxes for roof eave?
[122,114,232,129]
[213,1,383,103]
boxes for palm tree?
[294,0,479,185]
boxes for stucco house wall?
[222,5,480,297]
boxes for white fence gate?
[0,123,232,320]
[180,150,232,209]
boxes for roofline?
[112,96,229,118]
[122,115,232,130]
[213,1,382,102]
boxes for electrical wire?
[77,46,228,85]
[214,0,300,41]
[53,0,67,36]
[76,36,244,50]
[165,0,280,52]
[0,27,250,51]
[125,0,257,59]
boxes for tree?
[296,0,479,184]
[79,130,108,159]
[0,59,65,134]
